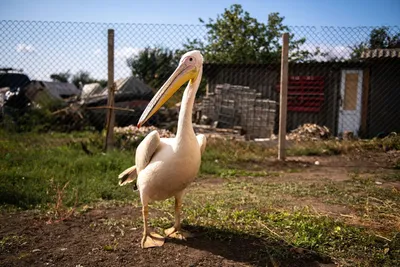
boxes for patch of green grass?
[288,144,340,156]
[0,131,138,209]
[381,135,400,151]
[0,235,27,253]
[103,241,119,252]
[380,172,400,182]
[148,181,398,266]
[254,175,400,218]
[200,160,278,178]
[394,161,400,170]
[1,130,399,266]
[287,135,400,157]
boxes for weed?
[46,180,78,224]
[0,235,27,253]
[381,173,400,182]
[394,160,400,170]
[103,241,118,252]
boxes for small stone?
[32,249,41,253]
[375,181,383,185]
[315,161,320,165]
[60,248,67,251]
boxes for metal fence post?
[105,29,115,151]
[278,33,289,160]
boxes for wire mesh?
[0,20,399,141]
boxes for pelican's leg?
[141,201,164,248]
[164,193,193,240]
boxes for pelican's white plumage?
[118,50,206,248]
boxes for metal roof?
[39,81,81,96]
[88,76,154,98]
[81,83,103,99]
[361,49,400,59]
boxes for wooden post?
[105,29,115,151]
[278,33,289,160]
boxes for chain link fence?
[1,20,399,142]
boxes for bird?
[118,50,207,248]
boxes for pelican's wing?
[135,130,161,172]
[118,130,161,187]
[196,134,207,155]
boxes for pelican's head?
[137,50,203,127]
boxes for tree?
[72,70,95,88]
[182,4,322,64]
[96,79,108,88]
[50,71,71,83]
[350,26,400,59]
[127,46,178,90]
[50,70,106,89]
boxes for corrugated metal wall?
[204,63,343,135]
[367,59,400,137]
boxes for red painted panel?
[276,76,325,112]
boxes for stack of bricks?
[200,83,277,139]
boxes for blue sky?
[0,0,399,82]
[1,0,399,26]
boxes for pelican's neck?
[176,67,202,141]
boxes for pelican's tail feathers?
[118,166,138,189]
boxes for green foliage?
[50,71,71,83]
[49,70,107,88]
[182,4,325,64]
[350,26,400,59]
[1,108,54,133]
[126,46,178,90]
[381,134,400,151]
[71,70,94,88]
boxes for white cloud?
[299,44,353,61]
[93,48,102,55]
[16,43,35,53]
[115,47,141,59]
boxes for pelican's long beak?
[137,62,197,127]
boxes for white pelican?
[118,50,207,248]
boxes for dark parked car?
[0,68,31,110]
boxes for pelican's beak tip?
[137,122,142,128]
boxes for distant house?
[24,80,81,108]
[84,76,154,129]
[202,54,400,138]
[81,83,103,100]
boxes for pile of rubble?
[287,123,331,141]
[193,124,245,141]
[114,125,175,141]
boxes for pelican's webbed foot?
[141,232,165,248]
[164,227,194,240]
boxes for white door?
[338,70,363,136]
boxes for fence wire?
[0,20,399,142]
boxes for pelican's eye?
[189,57,193,61]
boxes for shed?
[360,49,400,137]
[24,80,80,109]
[84,76,155,129]
[203,58,399,138]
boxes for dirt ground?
[1,152,399,267]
